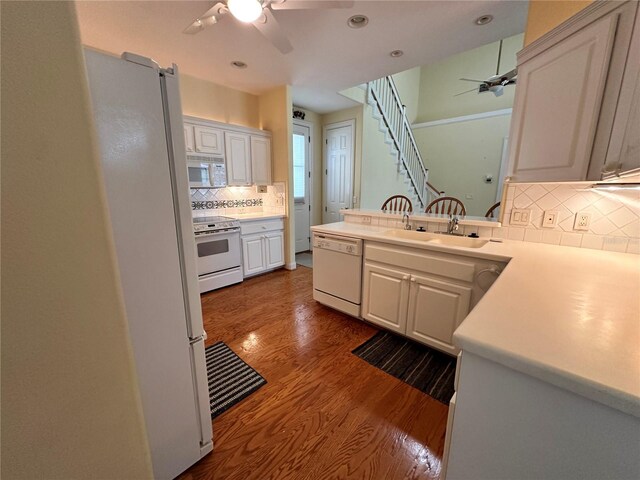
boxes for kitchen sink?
[429,235,488,248]
[383,229,488,248]
[383,229,435,241]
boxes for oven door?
[194,229,241,275]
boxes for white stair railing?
[367,76,441,210]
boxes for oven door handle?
[194,228,240,239]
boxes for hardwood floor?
[180,267,449,480]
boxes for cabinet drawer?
[240,218,284,235]
[365,243,476,283]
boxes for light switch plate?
[542,210,559,228]
[510,209,531,226]
[573,211,591,231]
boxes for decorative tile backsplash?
[192,198,263,210]
[190,182,286,217]
[501,182,639,254]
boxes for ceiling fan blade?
[183,2,226,34]
[253,9,293,54]
[270,0,354,10]
[500,69,517,81]
[454,87,479,97]
[459,78,486,84]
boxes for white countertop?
[311,221,640,417]
[230,212,285,221]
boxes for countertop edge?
[453,334,640,418]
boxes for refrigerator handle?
[189,337,213,451]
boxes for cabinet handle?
[410,277,416,283]
[402,275,409,281]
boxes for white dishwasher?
[312,233,363,318]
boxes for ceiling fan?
[184,0,354,54]
[455,39,517,97]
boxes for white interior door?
[324,121,354,224]
[293,123,311,252]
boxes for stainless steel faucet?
[402,212,412,230]
[447,216,460,235]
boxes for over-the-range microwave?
[187,154,227,188]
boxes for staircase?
[366,76,441,210]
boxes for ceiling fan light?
[228,0,263,23]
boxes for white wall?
[414,114,511,216]
[1,2,152,478]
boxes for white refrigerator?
[84,49,213,479]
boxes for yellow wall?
[321,106,364,208]
[180,74,260,128]
[416,33,524,123]
[1,1,152,478]
[391,67,422,124]
[292,107,324,226]
[258,86,295,265]
[524,0,594,45]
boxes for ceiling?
[76,0,529,114]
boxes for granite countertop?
[311,221,640,418]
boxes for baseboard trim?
[285,262,297,270]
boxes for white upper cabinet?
[224,132,252,186]
[184,117,272,186]
[507,1,639,182]
[184,125,195,153]
[194,126,224,155]
[250,136,272,185]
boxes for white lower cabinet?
[406,275,471,355]
[264,232,284,269]
[240,219,285,278]
[242,235,266,277]
[362,263,410,334]
[361,242,505,355]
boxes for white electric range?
[193,216,242,293]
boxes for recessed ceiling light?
[475,14,493,26]
[347,15,368,29]
[230,60,248,69]
[390,50,403,58]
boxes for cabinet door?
[251,136,272,185]
[361,263,409,334]
[264,231,284,269]
[194,126,224,155]
[600,20,640,178]
[225,132,252,186]
[507,14,617,182]
[406,274,471,354]
[242,235,265,277]
[184,124,195,153]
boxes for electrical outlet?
[542,210,558,228]
[257,185,268,193]
[510,209,531,226]
[573,211,591,231]
[361,216,371,224]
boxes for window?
[293,133,306,202]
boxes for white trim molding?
[412,108,512,130]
